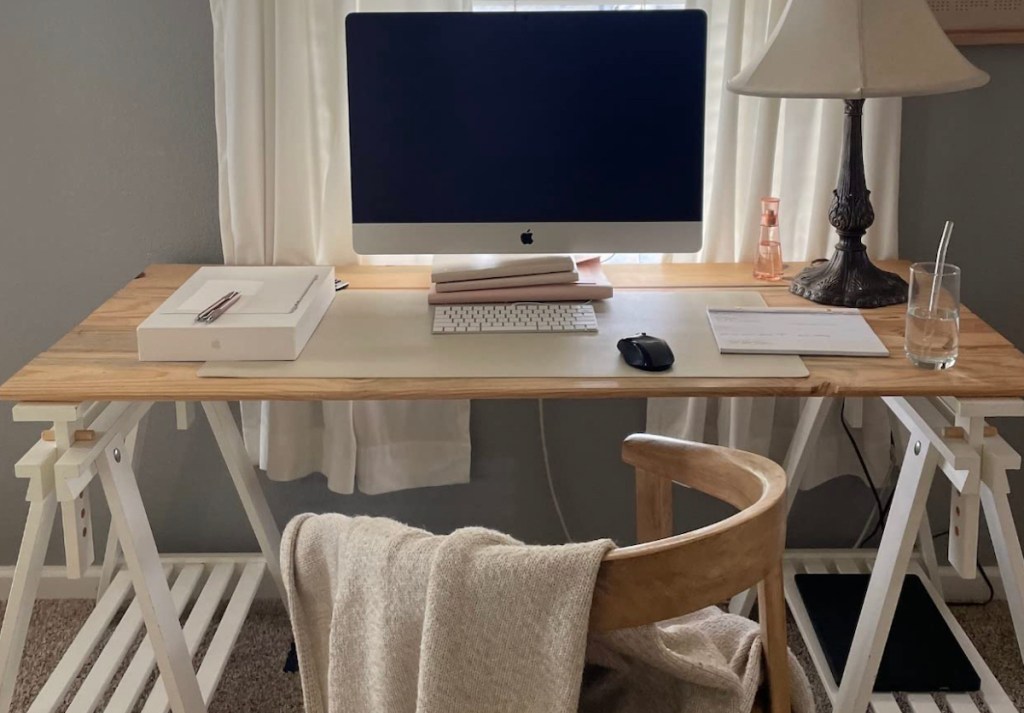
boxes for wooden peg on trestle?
[943,425,997,440]
[40,428,95,444]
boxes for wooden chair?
[590,434,791,713]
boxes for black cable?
[862,490,896,547]
[845,418,997,606]
[841,399,885,545]
[978,565,997,605]
[860,431,899,548]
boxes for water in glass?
[905,306,959,369]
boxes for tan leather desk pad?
[198,290,809,380]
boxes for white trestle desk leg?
[981,466,1024,662]
[834,435,940,713]
[731,397,834,616]
[96,435,206,713]
[916,510,944,596]
[0,492,58,713]
[201,402,285,600]
[97,415,147,600]
[782,398,835,511]
[96,523,122,601]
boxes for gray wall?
[900,44,1024,563]
[0,0,222,564]
[0,0,1019,566]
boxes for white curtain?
[210,0,472,495]
[210,0,901,497]
[646,0,901,489]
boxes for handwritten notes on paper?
[707,307,889,358]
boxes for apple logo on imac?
[520,229,534,246]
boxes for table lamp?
[728,0,989,307]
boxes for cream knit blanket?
[282,514,814,713]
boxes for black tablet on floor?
[794,573,981,692]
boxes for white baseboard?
[936,564,1006,603]
[0,552,1005,604]
[0,554,281,601]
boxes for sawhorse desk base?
[0,401,284,713]
[4,264,1024,713]
[732,395,1024,713]
[3,395,1024,713]
[786,551,1016,713]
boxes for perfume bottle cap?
[761,197,780,227]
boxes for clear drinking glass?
[905,262,960,370]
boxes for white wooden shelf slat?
[945,693,983,712]
[64,566,173,713]
[835,559,863,575]
[141,563,234,713]
[869,694,902,713]
[905,693,943,713]
[803,560,829,574]
[195,562,266,705]
[24,571,133,713]
[102,564,204,713]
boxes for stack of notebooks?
[428,255,613,304]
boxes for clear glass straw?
[928,221,954,314]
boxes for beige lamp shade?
[728,0,990,99]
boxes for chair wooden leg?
[635,468,672,543]
[757,563,791,713]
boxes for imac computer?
[345,10,707,256]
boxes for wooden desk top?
[3,262,1024,403]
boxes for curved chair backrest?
[590,433,790,713]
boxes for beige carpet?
[2,598,1022,712]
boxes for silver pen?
[196,291,241,323]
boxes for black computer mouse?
[617,333,675,372]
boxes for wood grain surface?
[2,263,1024,402]
[947,28,1024,46]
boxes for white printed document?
[707,307,890,358]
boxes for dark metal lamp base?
[791,98,909,309]
[790,248,908,308]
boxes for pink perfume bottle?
[753,197,784,281]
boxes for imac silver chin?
[353,222,703,256]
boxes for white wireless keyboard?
[432,303,598,334]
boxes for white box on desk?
[137,266,335,361]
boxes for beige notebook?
[435,269,579,293]
[431,254,576,284]
[428,261,611,304]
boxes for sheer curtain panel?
[210,0,472,494]
[646,0,902,489]
[210,0,903,497]
[480,0,902,488]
